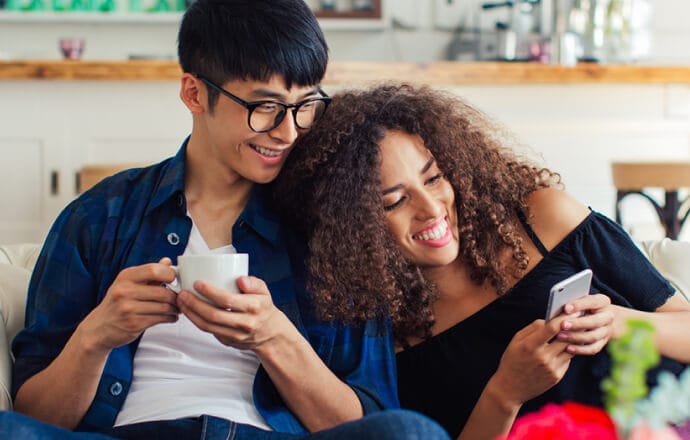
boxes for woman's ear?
[180,73,205,114]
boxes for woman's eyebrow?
[382,184,404,196]
[421,157,435,174]
[381,158,436,195]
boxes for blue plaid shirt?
[12,140,399,434]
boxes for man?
[6,1,449,439]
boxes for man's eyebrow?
[251,87,321,100]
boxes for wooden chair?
[611,161,690,239]
[78,163,146,193]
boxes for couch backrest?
[0,244,40,271]
[639,238,690,301]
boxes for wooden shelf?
[0,10,182,23]
[0,8,388,29]
[3,60,690,85]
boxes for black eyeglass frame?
[197,76,331,133]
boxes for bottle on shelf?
[351,0,372,10]
[319,0,336,10]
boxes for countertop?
[2,60,690,84]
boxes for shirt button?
[109,381,123,396]
[238,220,246,228]
[167,232,180,245]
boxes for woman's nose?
[414,190,443,219]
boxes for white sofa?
[0,243,40,411]
[0,240,689,412]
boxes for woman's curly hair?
[274,82,560,344]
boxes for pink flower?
[499,402,618,440]
[628,424,681,440]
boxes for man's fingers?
[236,276,269,295]
[191,279,268,313]
[118,262,177,285]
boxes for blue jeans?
[0,410,450,440]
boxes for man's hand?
[177,276,365,431]
[176,275,291,351]
[78,257,180,352]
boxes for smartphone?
[545,269,593,321]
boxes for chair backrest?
[78,163,146,193]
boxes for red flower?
[498,402,619,440]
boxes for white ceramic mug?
[167,253,248,304]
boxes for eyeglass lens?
[250,99,328,132]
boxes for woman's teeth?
[253,145,281,157]
[413,221,448,241]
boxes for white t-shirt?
[114,221,270,429]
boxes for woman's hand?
[490,318,574,408]
[556,293,614,355]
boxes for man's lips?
[249,143,283,157]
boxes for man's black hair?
[178,0,329,107]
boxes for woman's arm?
[609,294,690,363]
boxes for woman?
[274,83,690,439]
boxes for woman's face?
[378,130,460,268]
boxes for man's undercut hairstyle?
[178,0,329,108]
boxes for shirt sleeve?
[253,317,399,434]
[252,230,400,434]
[11,200,99,399]
[572,211,676,312]
[322,318,400,415]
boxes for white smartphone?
[545,269,593,321]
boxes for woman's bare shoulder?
[524,188,591,251]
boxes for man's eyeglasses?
[198,76,331,133]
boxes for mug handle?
[164,265,181,294]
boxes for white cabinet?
[0,80,191,244]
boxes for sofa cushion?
[0,263,30,343]
[0,244,40,271]
[0,263,31,411]
[639,238,690,301]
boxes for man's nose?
[268,110,299,145]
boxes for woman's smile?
[412,217,452,247]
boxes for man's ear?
[180,73,205,114]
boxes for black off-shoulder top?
[396,211,685,439]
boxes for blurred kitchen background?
[0,0,689,245]
[0,0,685,64]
